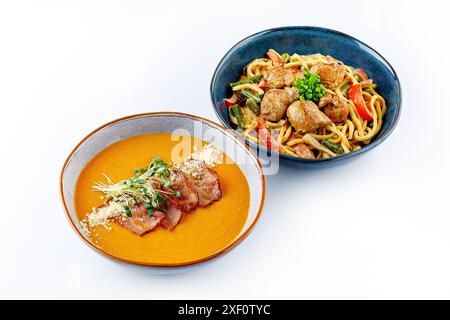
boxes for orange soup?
[74,133,250,265]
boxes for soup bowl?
[60,112,265,272]
[210,26,402,166]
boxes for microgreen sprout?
[93,156,175,217]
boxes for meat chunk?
[170,170,199,212]
[160,170,199,230]
[184,160,222,207]
[161,205,183,230]
[263,66,303,88]
[310,63,346,89]
[286,100,331,133]
[261,87,299,121]
[318,93,349,123]
[116,205,164,236]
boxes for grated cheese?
[190,144,223,168]
[85,201,126,229]
[179,144,223,177]
[179,159,205,178]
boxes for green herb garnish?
[163,180,173,187]
[93,156,174,217]
[124,205,132,217]
[143,202,154,217]
[294,71,326,102]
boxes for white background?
[1,0,449,299]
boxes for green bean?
[322,140,345,154]
[241,90,261,103]
[230,105,243,128]
[230,74,263,87]
[246,98,260,116]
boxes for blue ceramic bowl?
[210,26,402,166]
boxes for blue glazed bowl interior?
[210,26,401,163]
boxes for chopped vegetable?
[93,156,174,217]
[124,205,132,217]
[258,126,275,152]
[143,202,154,217]
[240,106,258,128]
[163,180,173,187]
[294,71,326,102]
[230,74,263,87]
[233,84,264,96]
[235,92,246,106]
[353,68,368,81]
[228,107,239,126]
[256,117,280,153]
[281,53,291,63]
[267,49,283,65]
[359,79,374,89]
[348,84,373,121]
[340,83,352,96]
[246,98,260,116]
[224,97,236,107]
[230,105,243,128]
[303,134,336,157]
[322,140,344,154]
[173,190,181,197]
[240,89,261,103]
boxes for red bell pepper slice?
[348,84,373,121]
[256,117,280,153]
[224,98,236,107]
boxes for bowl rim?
[60,111,266,268]
[210,25,402,163]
